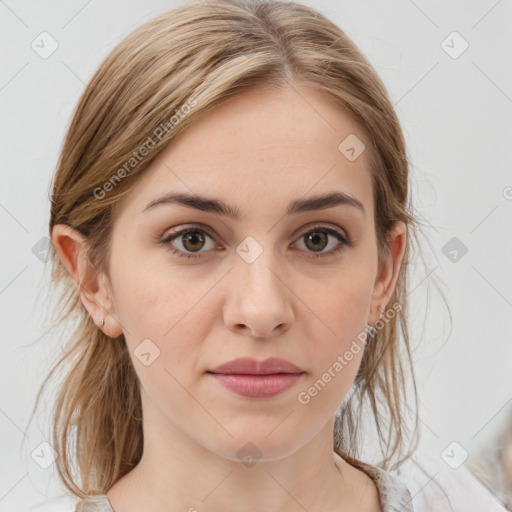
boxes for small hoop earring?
[100,318,105,327]
[366,305,384,342]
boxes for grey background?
[1,0,511,510]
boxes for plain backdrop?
[0,0,511,510]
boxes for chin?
[199,428,308,465]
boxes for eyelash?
[159,223,354,261]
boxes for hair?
[27,0,449,500]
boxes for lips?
[208,357,305,375]
[207,357,305,398]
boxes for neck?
[106,430,379,512]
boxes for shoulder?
[29,493,80,512]
[390,449,509,512]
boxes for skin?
[52,84,406,512]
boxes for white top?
[28,452,508,512]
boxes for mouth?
[206,372,305,398]
[208,356,305,375]
[206,356,306,398]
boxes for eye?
[159,223,353,260]
[160,225,217,260]
[293,224,353,259]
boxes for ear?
[51,224,123,338]
[368,221,407,325]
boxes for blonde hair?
[28,0,442,499]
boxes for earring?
[366,305,384,341]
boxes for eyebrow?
[142,191,366,219]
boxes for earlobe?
[51,224,123,338]
[95,273,124,338]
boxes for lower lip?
[207,372,304,398]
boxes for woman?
[28,0,499,511]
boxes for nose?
[222,248,294,339]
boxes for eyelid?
[160,222,217,241]
[295,222,349,241]
[160,222,353,259]
[162,222,349,242]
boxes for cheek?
[111,251,199,331]
[112,258,219,384]
[308,267,374,344]
[297,268,373,401]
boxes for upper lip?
[208,357,305,375]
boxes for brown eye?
[294,226,352,259]
[304,231,329,252]
[161,227,216,260]
[181,231,206,252]
[160,223,353,262]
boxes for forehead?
[114,84,374,222]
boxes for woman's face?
[100,84,404,460]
